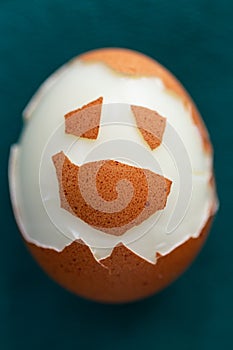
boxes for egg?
[9,48,218,303]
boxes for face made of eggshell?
[53,98,171,236]
[9,48,218,269]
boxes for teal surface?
[0,0,232,349]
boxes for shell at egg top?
[9,48,218,277]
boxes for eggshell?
[52,152,172,236]
[26,216,213,303]
[80,48,211,152]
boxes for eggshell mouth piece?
[52,152,172,236]
[9,48,218,264]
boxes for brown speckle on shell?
[65,97,103,139]
[131,105,166,150]
[26,216,213,303]
[80,48,211,152]
[52,152,172,236]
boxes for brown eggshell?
[64,97,103,139]
[80,48,211,153]
[52,152,172,236]
[26,216,213,303]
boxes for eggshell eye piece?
[9,48,218,303]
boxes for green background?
[0,0,232,349]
